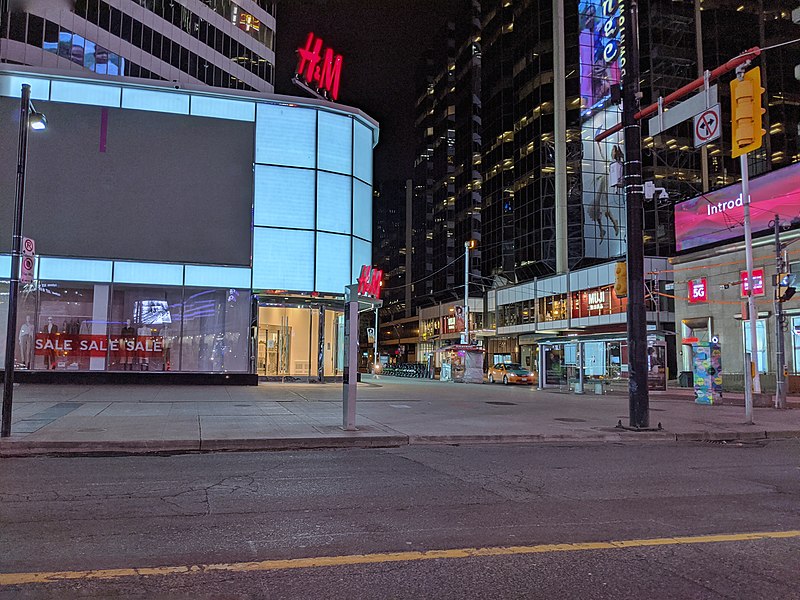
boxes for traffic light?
[730,67,765,158]
[614,261,627,298]
[777,272,796,302]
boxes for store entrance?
[256,301,344,379]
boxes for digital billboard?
[674,162,800,252]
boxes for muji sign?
[294,32,343,101]
[357,265,383,299]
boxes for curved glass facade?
[0,69,378,377]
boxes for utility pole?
[622,0,649,428]
[774,215,788,409]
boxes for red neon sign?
[357,265,383,299]
[688,278,708,303]
[740,269,765,298]
[295,32,343,101]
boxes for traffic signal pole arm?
[595,47,761,143]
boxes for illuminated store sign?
[688,278,707,303]
[674,162,800,252]
[740,269,765,298]
[588,289,607,311]
[357,265,383,299]
[601,0,621,63]
[294,32,343,101]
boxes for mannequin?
[42,316,58,370]
[120,319,136,370]
[161,325,172,371]
[18,315,34,369]
[137,323,151,371]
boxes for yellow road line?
[1,529,799,587]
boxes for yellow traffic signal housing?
[730,67,765,158]
[614,261,628,298]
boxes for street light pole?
[622,0,649,428]
[2,83,32,438]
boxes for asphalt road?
[1,440,799,599]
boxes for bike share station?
[342,266,383,431]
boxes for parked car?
[487,363,534,385]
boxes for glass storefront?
[256,302,344,378]
[1,280,251,372]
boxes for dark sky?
[274,0,458,183]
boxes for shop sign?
[740,269,765,298]
[35,334,164,357]
[588,289,607,311]
[688,278,707,303]
[357,265,383,299]
[295,32,343,101]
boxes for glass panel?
[257,305,312,377]
[318,111,352,175]
[252,228,314,291]
[38,258,113,283]
[351,238,371,282]
[121,88,190,114]
[255,103,316,168]
[0,255,11,278]
[353,179,372,241]
[0,75,50,100]
[34,282,97,371]
[50,80,121,107]
[324,308,344,376]
[184,265,251,289]
[254,165,315,229]
[743,320,768,374]
[315,233,350,294]
[0,282,8,364]
[180,288,250,372]
[190,95,255,121]
[109,285,182,372]
[113,262,184,286]
[316,172,351,234]
[353,121,373,184]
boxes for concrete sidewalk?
[2,376,800,456]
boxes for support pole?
[741,153,761,414]
[373,307,379,371]
[622,0,649,428]
[342,285,359,431]
[553,0,568,273]
[464,242,470,344]
[1,84,31,438]
[774,216,787,409]
[317,305,325,382]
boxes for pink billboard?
[675,162,800,252]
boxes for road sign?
[20,255,35,284]
[648,85,718,136]
[22,237,35,256]
[693,104,721,147]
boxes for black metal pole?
[774,215,787,409]
[622,0,649,428]
[1,83,30,438]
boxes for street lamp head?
[29,111,47,131]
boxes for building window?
[742,319,768,374]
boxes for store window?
[742,320,768,374]
[181,288,250,373]
[792,316,800,374]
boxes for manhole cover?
[554,418,587,423]
[486,401,517,406]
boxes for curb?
[2,430,799,457]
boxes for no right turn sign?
[693,104,721,148]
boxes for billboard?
[579,0,626,260]
[675,162,800,252]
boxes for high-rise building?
[373,179,408,318]
[410,0,482,309]
[0,0,276,91]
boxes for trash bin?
[678,371,692,388]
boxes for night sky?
[274,0,458,183]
